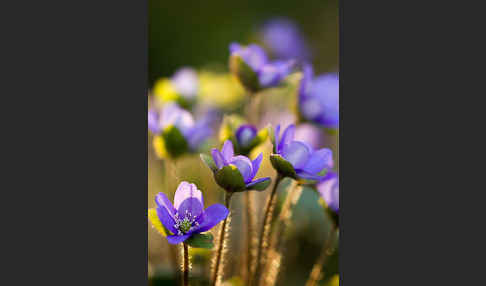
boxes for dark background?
[149,0,339,85]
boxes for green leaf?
[246,178,271,191]
[270,154,297,179]
[270,126,277,154]
[162,124,189,158]
[186,233,214,249]
[214,164,246,192]
[229,54,260,92]
[200,153,217,172]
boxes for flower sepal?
[160,124,189,159]
[245,177,272,191]
[269,154,298,179]
[296,168,328,186]
[200,153,218,172]
[185,233,214,249]
[214,165,247,192]
[229,54,261,92]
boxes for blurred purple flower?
[299,64,339,129]
[211,140,271,188]
[317,171,339,212]
[155,181,229,244]
[235,124,258,148]
[294,123,323,150]
[260,17,311,61]
[273,124,333,180]
[171,67,199,100]
[148,102,212,150]
[229,42,294,88]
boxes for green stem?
[211,192,233,286]
[183,243,189,286]
[253,174,283,286]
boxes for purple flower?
[273,124,333,180]
[235,124,258,149]
[299,64,339,129]
[260,17,311,61]
[317,171,339,212]
[155,181,229,244]
[211,140,271,189]
[229,42,294,89]
[171,67,199,100]
[148,102,212,151]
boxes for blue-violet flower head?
[211,140,271,189]
[317,171,339,213]
[229,42,294,90]
[259,17,311,61]
[272,124,333,180]
[154,181,229,244]
[299,64,339,129]
[148,102,212,151]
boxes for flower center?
[174,210,199,236]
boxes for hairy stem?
[305,225,338,286]
[211,193,233,286]
[244,191,256,285]
[263,183,303,286]
[183,243,189,286]
[253,174,283,286]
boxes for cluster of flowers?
[148,17,339,285]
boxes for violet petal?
[155,192,177,217]
[156,206,178,234]
[281,140,310,170]
[221,140,234,162]
[246,177,270,188]
[211,149,226,169]
[229,155,254,183]
[195,204,229,233]
[296,171,324,181]
[174,182,204,211]
[166,234,191,244]
[278,124,295,152]
[250,153,263,181]
[302,148,333,175]
[177,198,204,218]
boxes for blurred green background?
[149,0,338,85]
[148,0,339,285]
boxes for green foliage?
[186,233,214,249]
[161,124,189,159]
[214,164,247,192]
[229,54,261,92]
[246,177,272,191]
[270,154,298,179]
[200,153,218,172]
